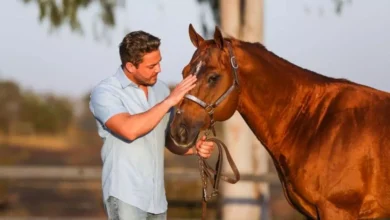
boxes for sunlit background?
[0,0,389,219]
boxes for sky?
[0,0,389,99]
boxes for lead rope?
[195,128,240,220]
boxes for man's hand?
[165,74,197,106]
[195,135,215,159]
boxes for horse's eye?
[207,74,220,85]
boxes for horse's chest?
[274,154,318,218]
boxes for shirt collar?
[115,66,139,89]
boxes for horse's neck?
[234,42,325,155]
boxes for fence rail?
[0,165,281,219]
[0,165,280,184]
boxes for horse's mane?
[234,39,390,96]
[243,40,348,83]
[203,36,371,89]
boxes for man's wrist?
[162,97,174,109]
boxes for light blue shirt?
[89,66,172,214]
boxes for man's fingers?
[199,144,214,151]
[169,75,197,105]
[184,74,195,80]
[180,76,197,89]
[195,139,202,148]
[197,147,210,154]
[181,74,197,85]
[178,83,196,98]
[181,80,196,91]
[198,150,211,159]
[197,142,214,152]
[204,140,213,146]
[186,83,197,92]
[175,78,196,93]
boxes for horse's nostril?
[178,124,188,142]
[178,124,187,135]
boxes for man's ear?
[125,62,136,73]
[214,26,224,49]
[189,23,205,48]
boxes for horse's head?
[169,24,240,147]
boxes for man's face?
[132,50,162,86]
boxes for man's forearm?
[121,99,172,140]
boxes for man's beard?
[140,75,158,86]
[134,74,157,86]
[138,78,157,87]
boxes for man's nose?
[155,64,161,73]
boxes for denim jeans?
[104,196,167,220]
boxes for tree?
[20,0,127,42]
[77,91,98,132]
[20,0,352,39]
[18,92,74,134]
[44,95,74,133]
[21,0,117,32]
[0,81,22,134]
[198,0,352,35]
[0,79,75,135]
[213,1,269,219]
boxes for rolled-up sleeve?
[89,87,128,125]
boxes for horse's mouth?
[169,131,200,149]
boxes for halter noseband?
[180,41,239,135]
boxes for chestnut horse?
[169,24,390,220]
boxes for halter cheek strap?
[176,41,241,220]
[183,41,239,133]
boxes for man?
[89,30,215,220]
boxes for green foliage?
[0,81,22,134]
[19,93,74,134]
[196,0,352,36]
[21,0,352,39]
[0,80,74,135]
[21,0,116,34]
[77,91,97,132]
[333,0,353,14]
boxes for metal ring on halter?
[230,56,238,69]
[204,105,215,115]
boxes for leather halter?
[178,42,241,220]
[183,41,239,135]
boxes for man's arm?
[90,74,197,141]
[105,100,172,141]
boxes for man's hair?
[119,31,161,68]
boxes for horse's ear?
[189,24,204,48]
[214,26,224,49]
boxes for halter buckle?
[230,56,238,69]
[205,105,215,115]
